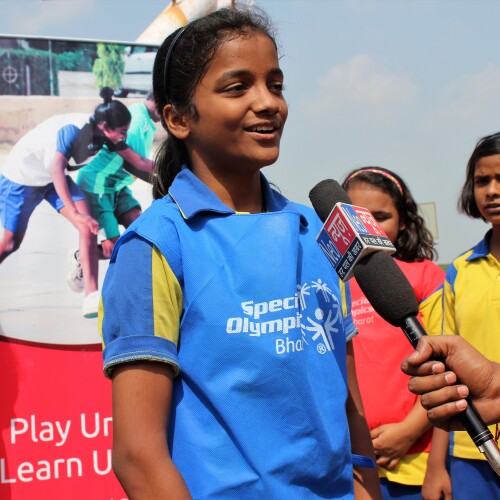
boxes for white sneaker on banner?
[82,291,100,319]
[67,248,84,293]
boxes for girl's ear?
[163,104,191,140]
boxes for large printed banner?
[0,34,162,499]
[0,340,124,499]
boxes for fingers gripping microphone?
[309,179,500,475]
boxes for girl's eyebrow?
[215,67,284,85]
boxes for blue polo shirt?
[100,168,358,498]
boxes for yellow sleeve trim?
[98,296,105,348]
[152,245,183,347]
[339,279,348,318]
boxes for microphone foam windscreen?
[309,179,351,222]
[353,251,419,326]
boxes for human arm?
[346,342,382,499]
[100,234,186,496]
[422,428,451,500]
[401,335,500,430]
[118,148,154,183]
[370,396,431,470]
[50,151,98,233]
[112,362,191,499]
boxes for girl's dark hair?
[92,87,131,129]
[459,132,500,221]
[342,166,437,262]
[151,7,277,199]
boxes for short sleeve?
[99,233,183,378]
[417,260,445,336]
[56,124,80,159]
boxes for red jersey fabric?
[351,258,445,454]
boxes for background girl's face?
[474,154,500,227]
[183,32,288,176]
[100,123,129,144]
[347,181,403,245]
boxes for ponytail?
[152,136,188,199]
[93,87,130,130]
[99,86,114,104]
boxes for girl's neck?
[489,225,500,260]
[193,167,264,213]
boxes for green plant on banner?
[92,43,125,90]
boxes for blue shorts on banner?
[0,175,85,233]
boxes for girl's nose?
[253,87,282,115]
[486,179,500,197]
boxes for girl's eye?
[474,177,489,186]
[269,82,285,94]
[224,84,246,94]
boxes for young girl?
[342,167,445,499]
[0,87,132,317]
[76,91,160,259]
[423,133,500,499]
[99,8,381,499]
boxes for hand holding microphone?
[309,179,500,476]
[402,335,500,430]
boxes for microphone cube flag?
[316,202,396,281]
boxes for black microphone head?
[353,251,419,326]
[309,179,352,222]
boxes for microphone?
[310,180,396,281]
[309,179,500,476]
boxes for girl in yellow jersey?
[424,132,500,500]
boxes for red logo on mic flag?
[316,202,396,281]
[323,206,356,255]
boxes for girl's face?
[99,123,129,144]
[474,154,500,227]
[181,32,288,177]
[346,181,404,245]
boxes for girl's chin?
[255,150,280,167]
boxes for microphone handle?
[400,316,500,475]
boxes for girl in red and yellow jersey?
[342,167,445,499]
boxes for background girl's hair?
[342,166,437,262]
[92,86,131,130]
[151,6,277,199]
[459,132,500,221]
